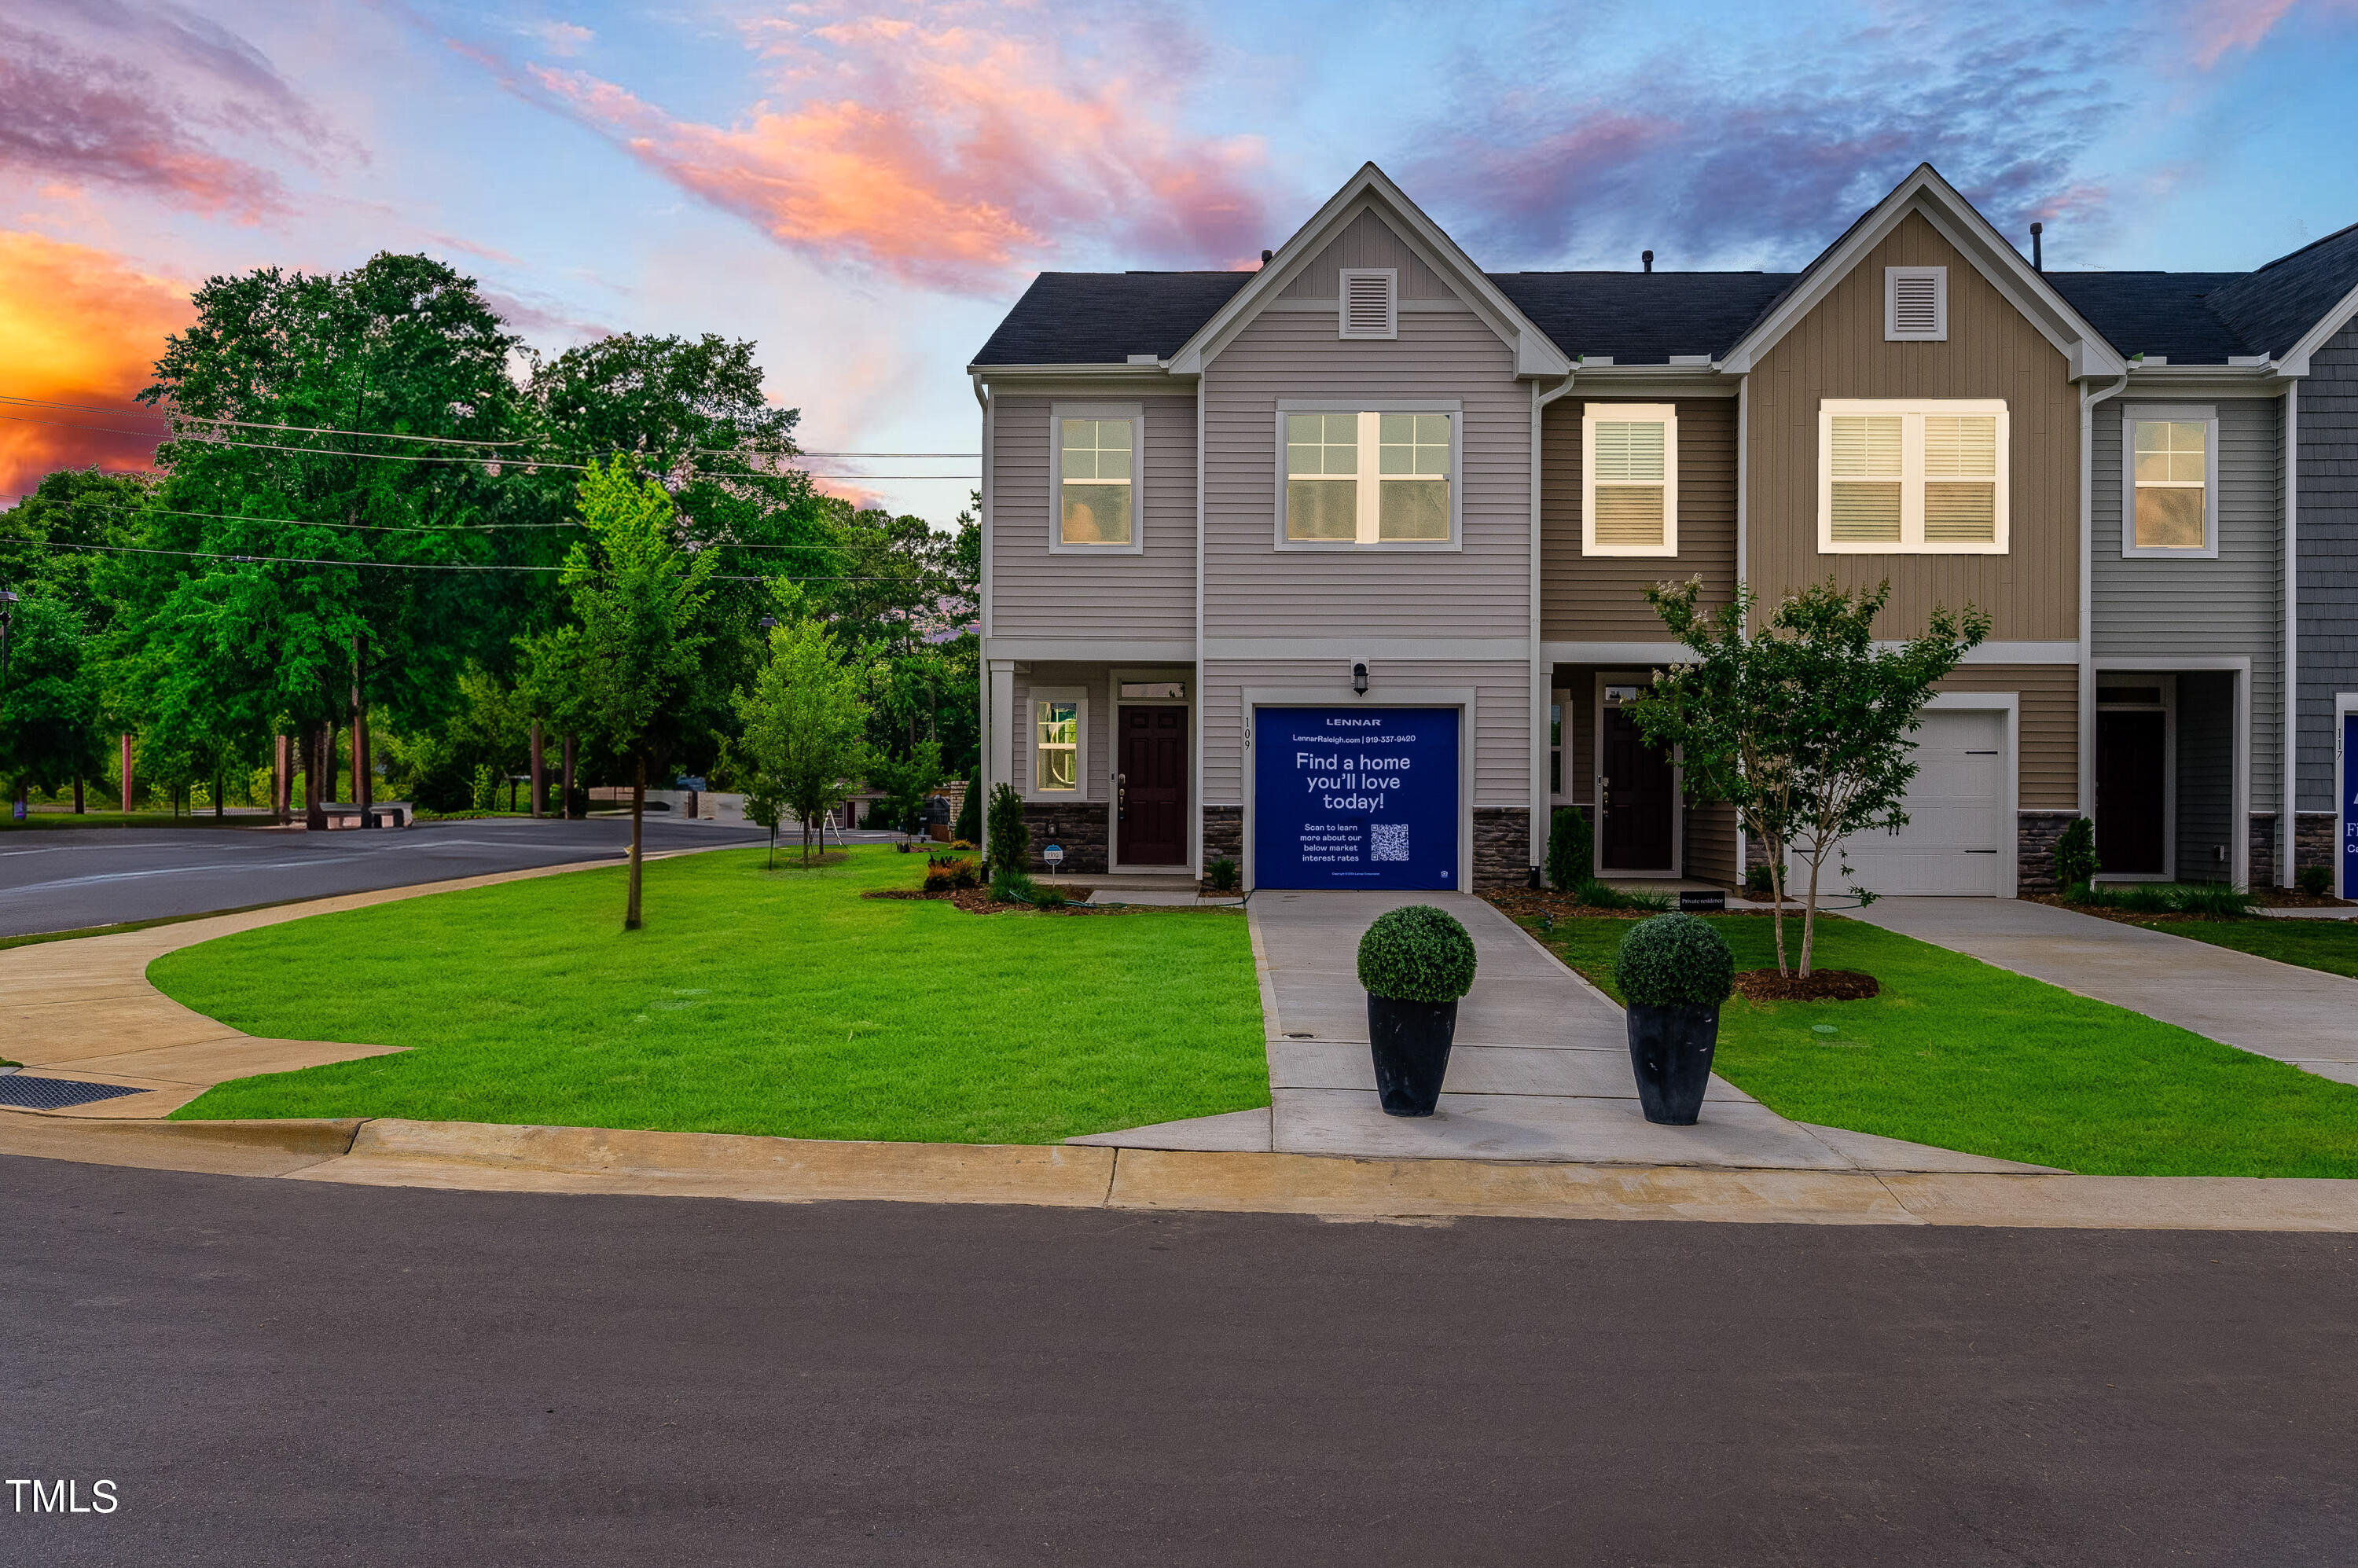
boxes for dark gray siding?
[2297,314,2358,810]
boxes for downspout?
[1732,368,1749,879]
[1194,369,1207,879]
[2078,373,2130,826]
[2283,376,2299,885]
[973,371,994,839]
[1530,370,1579,886]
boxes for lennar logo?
[1325,718,1383,726]
[9,1480,118,1514]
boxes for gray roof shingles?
[975,230,2358,371]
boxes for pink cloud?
[2187,0,2301,67]
[518,5,1272,291]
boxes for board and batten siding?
[2091,394,2283,810]
[2297,314,2358,811]
[987,393,1198,641]
[1200,309,1533,640]
[1275,207,1458,300]
[1745,211,2081,642]
[1198,661,1532,808]
[1541,395,1737,639]
[1008,663,1111,799]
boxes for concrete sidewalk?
[1847,898,2358,1085]
[1078,888,2051,1175]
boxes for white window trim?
[1049,402,1144,556]
[1816,398,2010,556]
[2120,403,2220,560]
[1337,267,1398,340]
[1271,398,1463,552]
[1581,402,1679,558]
[1885,266,1948,341]
[1026,686,1086,801]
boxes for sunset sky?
[5,0,2356,520]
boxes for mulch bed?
[1483,890,1787,922]
[1733,968,1881,1002]
[2254,888,2356,909]
[2026,894,2274,926]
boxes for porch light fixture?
[1351,661,1369,696]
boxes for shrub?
[2054,817,2099,894]
[923,855,980,892]
[1206,857,1240,892]
[1032,883,1070,909]
[1357,905,1478,1003]
[953,783,981,846]
[1613,913,1735,1008]
[1745,864,1776,898]
[990,866,1037,905]
[2297,865,2333,898]
[987,783,1028,873]
[470,763,499,812]
[1545,806,1592,891]
[2174,882,2259,918]
[1570,876,1673,913]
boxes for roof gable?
[1165,163,1572,378]
[2208,219,2358,369]
[1718,163,2126,380]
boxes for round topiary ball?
[1357,905,1478,1003]
[1613,913,1735,1008]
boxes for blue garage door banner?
[1253,707,1460,890]
[2345,713,2357,898]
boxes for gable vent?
[1886,266,1947,341]
[1339,268,1398,340]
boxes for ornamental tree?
[733,597,869,868]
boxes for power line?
[33,538,887,582]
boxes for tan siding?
[1746,211,2080,641]
[1276,207,1458,299]
[1935,664,2078,810]
[1202,311,1532,639]
[1542,396,1737,638]
[1684,799,1739,886]
[1199,660,1530,806]
[989,394,1197,640]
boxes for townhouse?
[968,163,2358,898]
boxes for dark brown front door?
[2096,711,2166,875]
[1118,706,1187,865]
[1600,704,1676,872]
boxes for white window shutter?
[1885,267,1947,341]
[1338,269,1398,340]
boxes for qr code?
[1370,823,1410,862]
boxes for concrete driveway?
[1081,888,2048,1174]
[1847,898,2358,1082]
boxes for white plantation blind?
[1582,403,1677,556]
[1820,399,2007,553]
[1885,266,1947,340]
[1339,268,1398,339]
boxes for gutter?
[973,371,994,821]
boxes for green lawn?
[1521,913,2358,1178]
[155,846,1268,1144]
[2141,917,2358,980]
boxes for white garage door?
[1792,710,2007,897]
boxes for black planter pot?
[1366,994,1459,1117]
[1625,1003,1721,1126]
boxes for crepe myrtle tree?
[1630,576,1987,978]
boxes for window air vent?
[1339,269,1398,340]
[1886,267,1947,341]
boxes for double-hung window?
[1280,406,1456,546]
[1053,405,1143,551]
[2122,406,2217,557]
[1581,403,1677,556]
[1032,694,1082,793]
[1817,398,2008,554]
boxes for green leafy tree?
[562,458,718,926]
[734,602,869,868]
[0,593,109,807]
[866,740,943,845]
[1631,577,1987,977]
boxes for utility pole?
[120,733,133,815]
[351,633,372,824]
[531,721,545,817]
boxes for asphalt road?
[0,817,784,938]
[6,1155,2355,1566]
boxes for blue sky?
[4,0,2355,512]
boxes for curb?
[9,1113,2358,1231]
